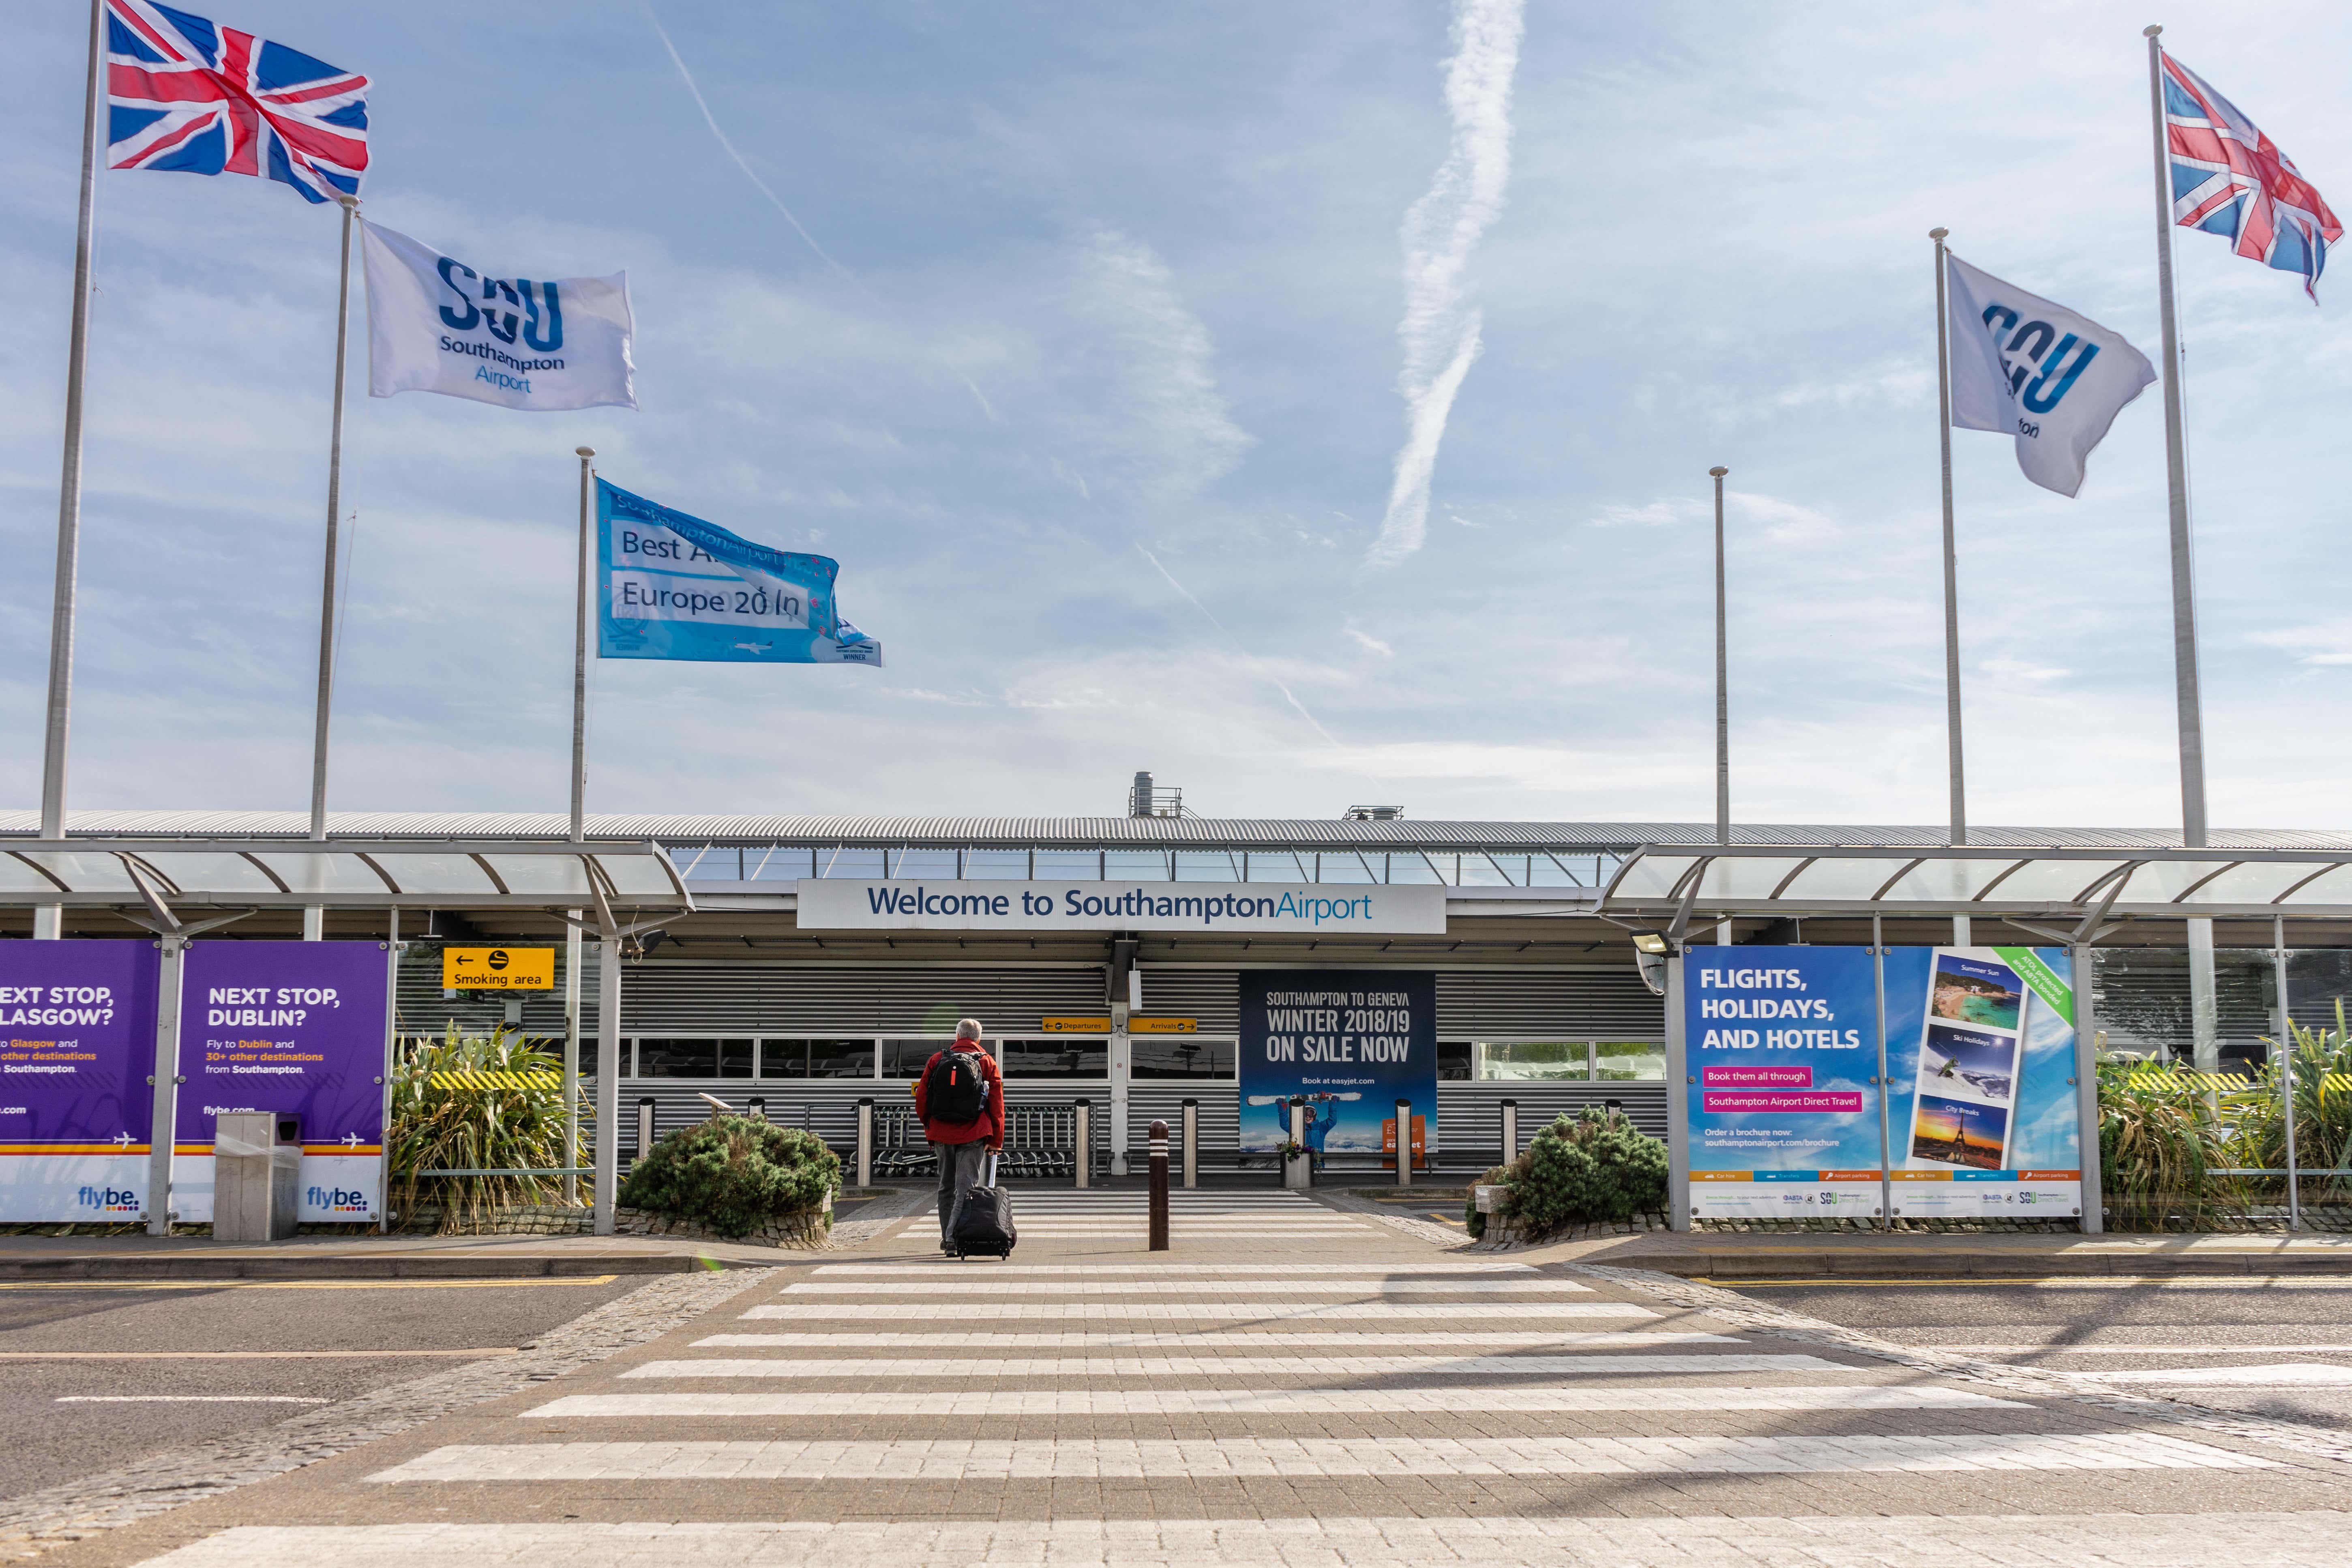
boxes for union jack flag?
[104,0,367,206]
[2162,51,2340,301]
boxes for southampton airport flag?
[597,481,883,667]
[361,221,637,412]
[105,0,369,204]
[1943,254,2156,498]
[2162,51,2342,301]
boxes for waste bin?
[214,1111,302,1242]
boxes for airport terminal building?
[11,796,2348,1182]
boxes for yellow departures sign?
[441,946,555,990]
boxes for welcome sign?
[796,880,1447,934]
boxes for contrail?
[1366,0,1524,571]
[645,4,993,418]
[1134,545,1373,781]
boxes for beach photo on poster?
[1930,954,2022,1031]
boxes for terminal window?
[1130,1036,1233,1079]
[1597,1041,1666,1080]
[999,1037,1108,1079]
[635,1038,753,1078]
[758,1039,881,1078]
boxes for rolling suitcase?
[950,1153,1017,1259]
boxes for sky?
[3,1,2350,832]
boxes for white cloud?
[1075,228,1251,493]
[1585,491,1833,543]
[1345,627,1395,657]
[2250,624,2352,667]
[1366,0,1524,570]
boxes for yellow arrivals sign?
[442,946,555,991]
[1130,1017,1198,1034]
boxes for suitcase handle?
[983,1152,998,1188]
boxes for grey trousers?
[933,1139,990,1242]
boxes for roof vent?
[1129,771,1189,818]
[1343,805,1403,821]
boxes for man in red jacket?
[913,1017,1005,1252]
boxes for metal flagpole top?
[577,446,595,458]
[1708,465,1726,478]
[1929,227,1948,241]
[2144,24,2162,38]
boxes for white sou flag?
[361,220,637,412]
[1944,253,2153,498]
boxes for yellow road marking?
[0,1276,620,1291]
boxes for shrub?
[388,1023,577,1234]
[1498,1108,1668,1238]
[617,1116,840,1238]
[2098,1064,2237,1230]
[2238,1000,2352,1204]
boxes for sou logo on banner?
[598,480,883,666]
[361,221,636,412]
[1943,253,2155,498]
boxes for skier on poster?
[1247,1091,1357,1154]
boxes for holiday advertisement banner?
[172,942,391,1224]
[1238,970,1435,1166]
[1682,946,2082,1221]
[0,942,161,1223]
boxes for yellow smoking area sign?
[442,946,555,990]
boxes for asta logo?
[1979,303,2100,415]
[435,258,562,352]
[75,1185,139,1213]
[305,1185,371,1215]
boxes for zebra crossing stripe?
[779,1280,1594,1295]
[547,1386,2014,1415]
[693,1331,1743,1349]
[368,1432,2276,1482]
[739,1302,1662,1321]
[630,1353,1847,1377]
[810,1262,1539,1275]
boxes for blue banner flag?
[596,480,882,666]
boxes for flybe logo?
[1979,302,2098,416]
[306,1186,371,1215]
[75,1185,139,1213]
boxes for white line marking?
[2075,1362,2352,1386]
[118,1514,2352,1568]
[740,1302,1662,1321]
[781,1280,1593,1296]
[368,1433,2275,1482]
[635,1353,1845,1378]
[695,1330,1742,1349]
[541,1386,2017,1416]
[54,1395,330,1404]
[1936,1343,2352,1356]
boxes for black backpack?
[924,1047,988,1122]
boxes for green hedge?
[617,1116,840,1238]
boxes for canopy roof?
[1601,844,2352,931]
[0,838,691,913]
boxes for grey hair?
[956,1017,984,1040]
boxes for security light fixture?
[1630,931,1670,955]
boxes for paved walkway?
[21,1186,2352,1566]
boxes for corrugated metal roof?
[2,810,2346,852]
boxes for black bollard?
[1148,1118,1170,1251]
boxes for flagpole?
[304,195,360,941]
[572,448,595,843]
[1930,227,1971,949]
[2144,22,2219,1070]
[35,0,107,940]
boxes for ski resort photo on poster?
[1920,1023,2017,1104]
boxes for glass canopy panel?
[17,852,140,892]
[2267,860,2352,907]
[1782,857,1924,902]
[1458,855,1517,888]
[0,856,68,893]
[891,849,959,879]
[1103,851,1169,882]
[2173,860,2342,907]
[964,849,1030,880]
[2108,859,2237,903]
[1318,853,1382,885]
[132,853,281,894]
[1031,849,1101,882]
[1975,859,2130,905]
[596,855,684,897]
[251,853,390,895]
[1609,855,1698,901]
[364,854,501,895]
[481,854,593,895]
[1174,851,1244,883]
[667,844,727,879]
[1695,857,1803,901]
[817,847,886,879]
